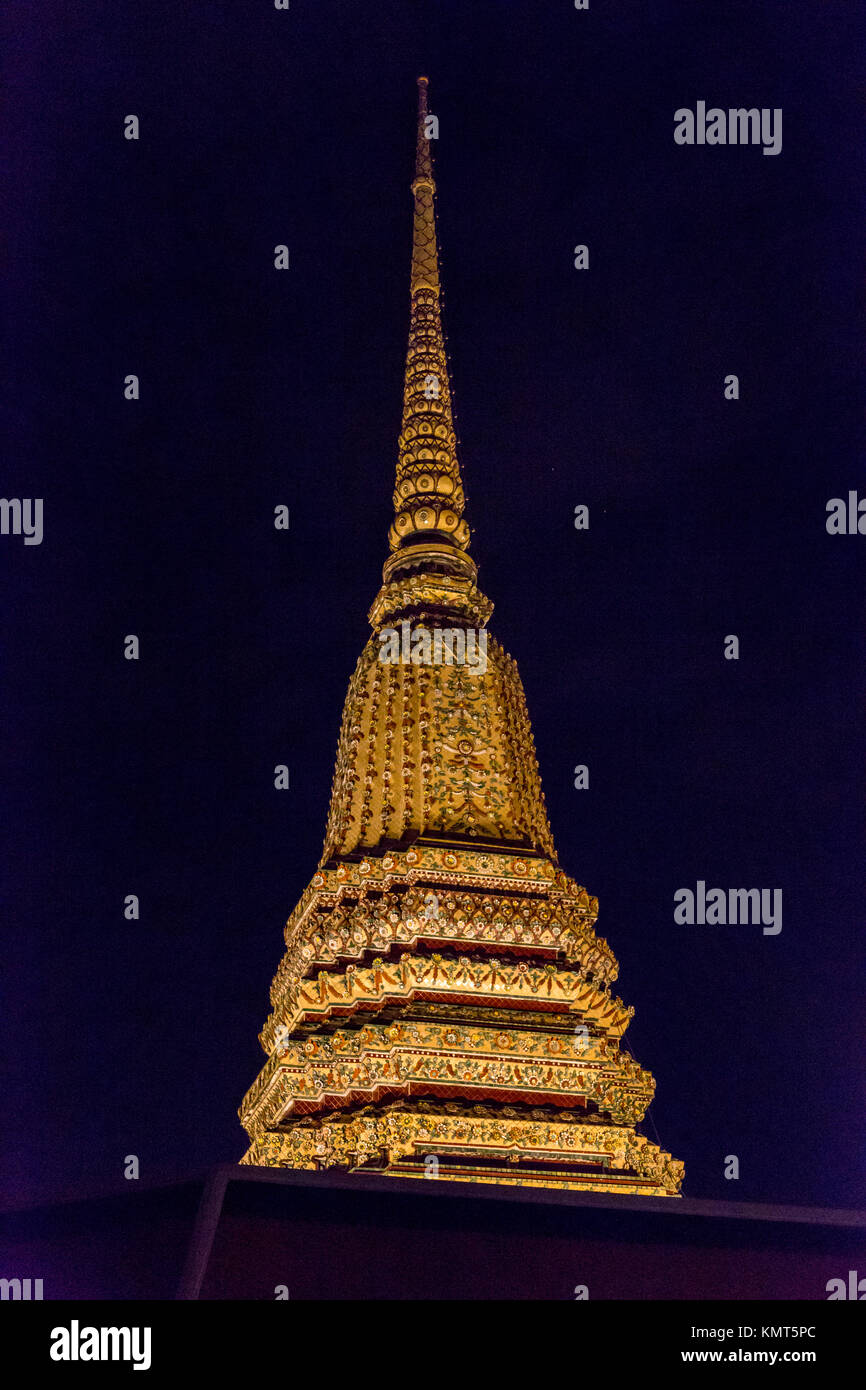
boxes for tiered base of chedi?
[239,79,683,1197]
[239,842,683,1195]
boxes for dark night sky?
[3,0,865,1213]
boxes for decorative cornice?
[268,883,615,1010]
[240,1018,655,1135]
[240,1103,684,1197]
[261,951,632,1049]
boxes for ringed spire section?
[390,77,471,566]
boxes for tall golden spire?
[410,76,437,290]
[389,77,470,559]
[238,80,683,1199]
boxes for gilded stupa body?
[239,80,683,1196]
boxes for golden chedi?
[239,79,684,1196]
